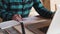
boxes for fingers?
[12,14,22,22]
[16,15,22,21]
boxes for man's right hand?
[12,14,22,22]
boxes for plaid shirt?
[0,0,53,21]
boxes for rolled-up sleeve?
[33,0,53,18]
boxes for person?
[0,0,54,22]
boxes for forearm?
[38,7,54,18]
[33,0,54,18]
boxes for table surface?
[0,16,52,34]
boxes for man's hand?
[12,14,22,22]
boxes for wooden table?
[0,16,52,34]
